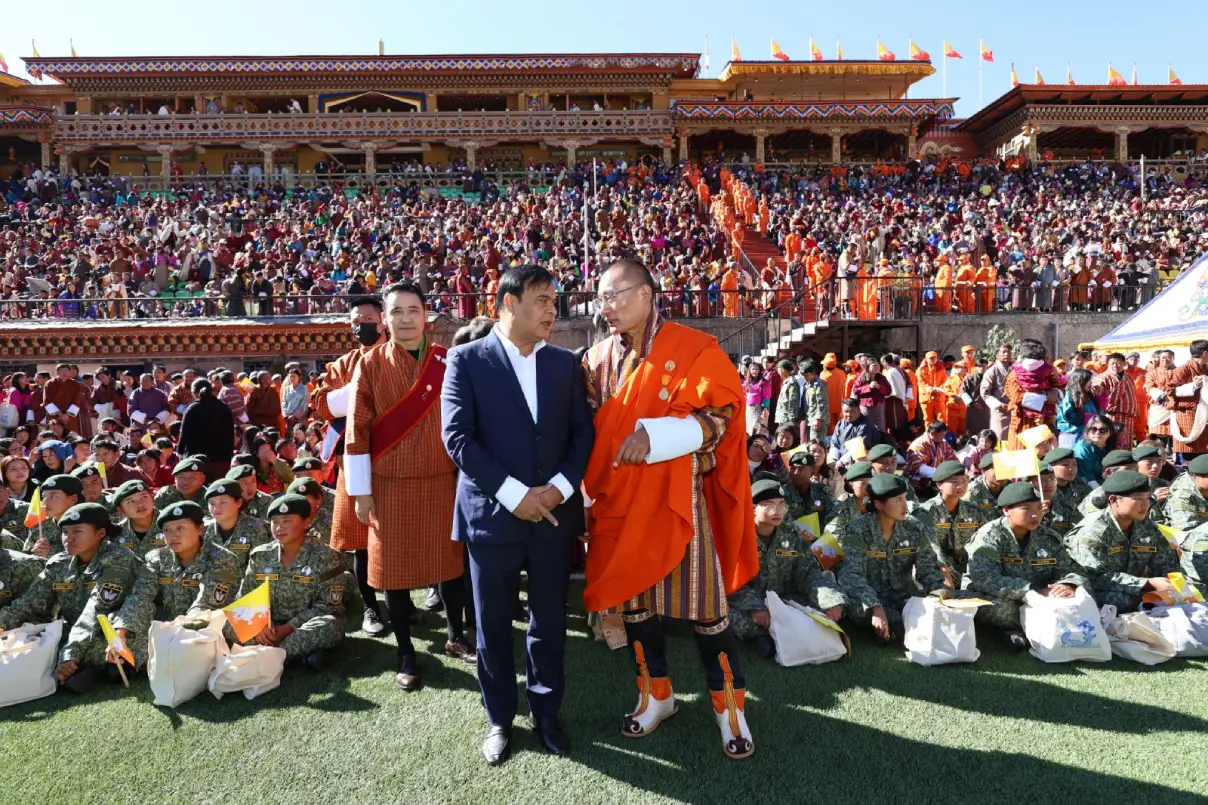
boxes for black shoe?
[305,649,331,671]
[874,627,898,647]
[362,607,387,637]
[1002,631,1029,653]
[103,663,126,684]
[754,634,776,660]
[482,726,512,766]
[422,587,444,612]
[513,602,530,622]
[531,716,570,756]
[64,666,101,694]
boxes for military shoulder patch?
[98,582,123,604]
[211,583,231,606]
[328,585,344,606]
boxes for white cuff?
[176,404,187,414]
[344,453,372,496]
[26,410,34,422]
[495,476,529,513]
[156,410,170,424]
[638,416,704,464]
[238,413,249,423]
[325,385,352,417]
[67,404,80,416]
[1146,387,1164,402]
[44,402,60,415]
[918,464,936,478]
[131,411,147,424]
[549,473,574,504]
[1175,383,1197,397]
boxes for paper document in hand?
[98,613,135,665]
[1021,392,1047,412]
[845,437,867,460]
[993,449,1040,480]
[224,581,271,643]
[1018,424,1054,449]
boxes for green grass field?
[6,590,1208,805]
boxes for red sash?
[370,344,447,461]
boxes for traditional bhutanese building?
[1,51,954,177]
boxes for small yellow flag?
[992,449,1040,481]
[24,486,47,528]
[95,461,108,484]
[809,531,844,571]
[1017,424,1054,449]
[98,613,134,665]
[845,436,867,460]
[224,581,271,644]
[794,512,822,540]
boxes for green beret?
[997,481,1041,508]
[42,474,84,497]
[979,452,997,471]
[1131,445,1162,462]
[57,502,117,536]
[156,501,206,529]
[112,479,151,507]
[173,456,206,476]
[845,461,874,481]
[268,494,312,519]
[751,478,785,505]
[933,460,967,484]
[287,477,323,497]
[1044,447,1075,464]
[1102,470,1150,496]
[226,464,256,481]
[787,451,815,468]
[1188,455,1208,476]
[868,473,908,501]
[71,464,102,480]
[292,457,323,472]
[866,444,897,462]
[776,359,795,371]
[1102,450,1137,471]
[204,480,243,502]
[1038,461,1054,475]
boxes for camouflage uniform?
[307,488,337,544]
[0,548,44,610]
[22,518,64,556]
[803,378,830,442]
[1043,482,1084,537]
[1167,475,1208,533]
[1061,509,1181,611]
[912,495,985,586]
[1179,522,1208,588]
[154,485,208,511]
[0,540,153,667]
[110,519,167,559]
[963,476,1005,526]
[84,492,117,516]
[204,514,273,575]
[836,513,948,630]
[242,491,275,521]
[0,497,30,546]
[822,496,871,543]
[234,538,347,658]
[728,522,846,640]
[1,528,25,553]
[125,541,241,624]
[965,517,1069,629]
[1078,479,1171,526]
[783,480,836,531]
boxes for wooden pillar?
[1115,128,1130,162]
[678,129,689,162]
[40,139,52,169]
[828,127,843,164]
[364,145,376,178]
[907,125,918,158]
[754,130,767,163]
[157,144,174,181]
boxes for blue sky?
[3,0,1204,117]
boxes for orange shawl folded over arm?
[583,323,758,613]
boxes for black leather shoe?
[532,716,570,755]
[754,634,776,660]
[422,587,444,612]
[64,666,100,694]
[1002,630,1029,653]
[305,649,331,671]
[482,726,511,766]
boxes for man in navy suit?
[441,264,594,766]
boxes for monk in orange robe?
[583,259,759,760]
[958,345,977,375]
[844,361,860,398]
[1091,262,1116,310]
[917,351,949,425]
[1067,259,1091,310]
[757,198,769,234]
[975,255,997,314]
[720,266,740,317]
[933,257,953,313]
[900,358,920,421]
[820,353,847,430]
[942,366,968,436]
[953,256,976,313]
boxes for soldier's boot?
[63,666,101,695]
[696,619,753,761]
[305,648,334,671]
[754,634,776,660]
[1002,631,1029,653]
[621,611,677,738]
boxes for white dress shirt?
[492,328,574,512]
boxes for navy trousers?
[467,533,570,727]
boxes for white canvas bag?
[902,596,980,666]
[1145,603,1208,657]
[208,644,286,700]
[1020,587,1111,663]
[1100,605,1176,665]
[148,610,229,707]
[0,620,64,707]
[766,591,848,666]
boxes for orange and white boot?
[621,641,678,738]
[710,652,753,760]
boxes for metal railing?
[68,168,596,193]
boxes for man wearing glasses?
[581,259,760,761]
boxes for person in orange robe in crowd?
[917,351,949,425]
[900,358,920,422]
[958,345,977,375]
[942,366,968,436]
[1067,258,1091,311]
[933,256,953,313]
[1091,261,1117,311]
[975,255,997,314]
[784,228,803,266]
[873,259,896,319]
[757,198,769,235]
[953,255,976,313]
[721,265,741,317]
[1125,353,1149,443]
[844,360,860,398]
[820,354,848,430]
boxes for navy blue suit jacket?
[441,333,595,545]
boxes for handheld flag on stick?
[97,613,132,687]
[993,449,1041,482]
[24,487,48,528]
[844,436,867,461]
[1017,424,1054,449]
[224,581,271,644]
[95,460,108,489]
[794,512,821,541]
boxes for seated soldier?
[1133,443,1172,526]
[72,464,115,514]
[285,477,335,542]
[822,461,875,541]
[1078,450,1137,516]
[1061,470,1181,611]
[1168,455,1208,533]
[966,482,1075,651]
[0,503,153,694]
[1180,520,1208,588]
[203,479,272,574]
[155,455,209,509]
[867,444,919,505]
[729,478,846,659]
[0,483,31,547]
[234,494,347,669]
[111,480,166,557]
[0,546,43,609]
[781,450,836,530]
[23,474,82,557]
[227,463,273,520]
[291,457,326,483]
[1041,449,1082,534]
[963,453,1006,527]
[837,473,951,645]
[119,501,240,626]
[912,460,983,588]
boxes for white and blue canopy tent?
[1088,253,1208,361]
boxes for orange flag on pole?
[225,580,272,644]
[1066,63,1076,85]
[731,37,742,63]
[98,613,134,666]
[877,39,895,61]
[1169,65,1183,85]
[0,52,8,73]
[943,41,962,59]
[1010,64,1019,87]
[909,40,930,61]
[980,39,993,62]
[770,38,789,62]
[836,38,844,60]
[24,486,48,528]
[1108,63,1127,86]
[1035,65,1045,85]
[810,37,823,62]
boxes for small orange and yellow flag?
[810,37,823,62]
[98,613,134,666]
[1067,63,1076,85]
[1035,65,1046,85]
[836,38,844,61]
[731,37,742,63]
[993,449,1041,481]
[770,38,789,62]
[1169,65,1182,86]
[979,39,993,62]
[0,51,8,73]
[943,41,962,59]
[1108,63,1127,86]
[877,39,896,62]
[909,40,930,61]
[1010,64,1019,87]
[24,486,48,528]
[224,581,271,644]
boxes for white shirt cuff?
[918,464,936,478]
[156,410,170,424]
[1175,383,1197,397]
[495,476,529,513]
[344,453,372,496]
[26,410,34,422]
[67,404,80,416]
[549,473,574,504]
[325,385,352,417]
[638,416,704,464]
[238,413,249,423]
[131,411,147,424]
[44,402,60,415]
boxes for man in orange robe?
[933,256,953,313]
[720,265,741,317]
[958,345,978,375]
[820,353,848,430]
[942,366,968,436]
[583,259,759,761]
[900,358,919,422]
[953,255,976,313]
[975,255,997,314]
[917,351,949,425]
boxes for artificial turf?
[5,590,1208,805]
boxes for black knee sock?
[694,618,746,691]
[623,610,669,678]
[352,550,378,614]
[384,589,414,664]
[440,575,466,641]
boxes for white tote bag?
[208,644,286,700]
[0,620,64,707]
[0,403,19,430]
[1145,603,1208,657]
[902,596,980,666]
[1100,606,1176,665]
[1020,587,1111,663]
[148,611,229,708]
[766,591,848,666]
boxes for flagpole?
[978,38,983,109]
[942,47,947,97]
